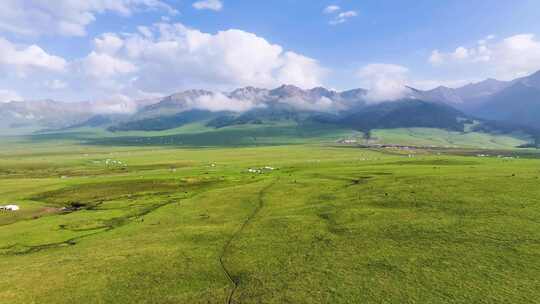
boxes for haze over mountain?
[475,81,540,128]
[409,78,511,110]
[0,98,160,131]
[410,70,540,128]
[1,70,539,143]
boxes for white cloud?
[0,89,22,103]
[323,5,357,25]
[323,5,341,14]
[478,34,495,45]
[0,22,325,102]
[44,79,68,90]
[191,93,260,112]
[281,96,335,112]
[275,52,326,89]
[0,0,177,37]
[428,33,540,79]
[452,47,469,60]
[105,22,325,93]
[80,52,137,78]
[357,64,410,102]
[330,11,358,25]
[94,33,125,54]
[495,34,540,78]
[357,63,475,97]
[193,0,223,11]
[429,50,443,65]
[0,37,67,75]
[86,94,140,114]
[137,26,154,39]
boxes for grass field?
[1,130,539,303]
[22,122,532,149]
[371,128,530,149]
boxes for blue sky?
[1,0,540,102]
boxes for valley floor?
[0,140,539,303]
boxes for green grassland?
[0,128,539,303]
[372,128,529,149]
[20,121,533,150]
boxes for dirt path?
[219,179,277,304]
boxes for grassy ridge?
[0,141,539,303]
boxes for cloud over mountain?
[357,64,410,102]
[77,22,325,96]
[0,19,328,102]
[0,89,21,103]
[191,93,262,112]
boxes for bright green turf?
[0,132,539,303]
[371,128,530,149]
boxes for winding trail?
[219,179,277,304]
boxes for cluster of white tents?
[247,166,276,174]
[104,159,127,167]
[0,205,20,211]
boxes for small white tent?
[0,205,20,211]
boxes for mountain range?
[1,70,539,145]
[410,70,540,128]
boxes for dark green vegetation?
[94,99,539,149]
[108,110,220,132]
[1,134,540,303]
[337,99,470,132]
[207,107,309,128]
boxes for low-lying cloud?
[191,93,262,112]
[357,64,410,102]
[280,96,335,112]
[0,89,22,103]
